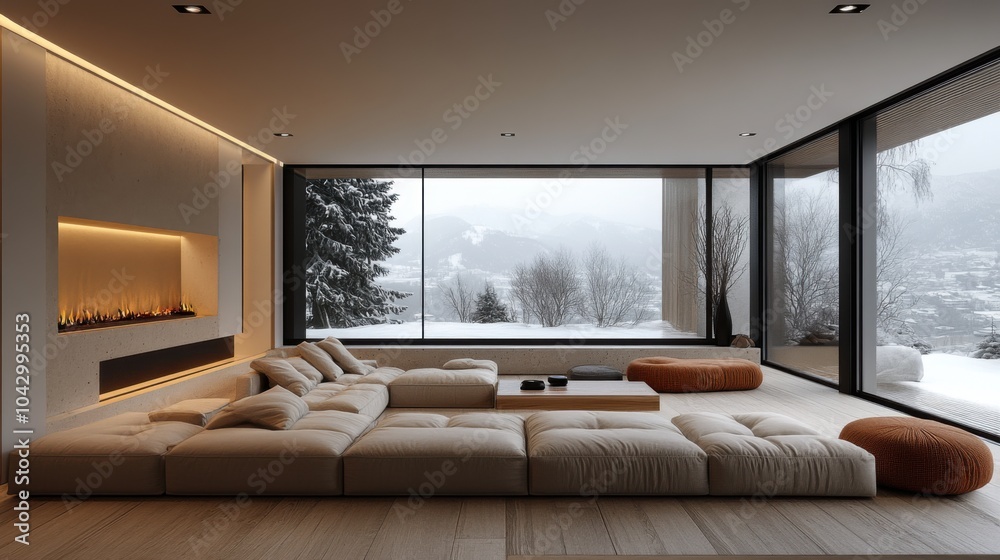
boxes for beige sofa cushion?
[306,383,389,418]
[343,412,527,495]
[526,410,709,495]
[388,367,497,408]
[148,398,230,426]
[206,386,309,430]
[297,342,345,381]
[672,412,876,497]
[7,412,202,496]
[286,356,325,384]
[250,357,317,396]
[354,366,406,386]
[442,358,499,373]
[317,337,376,375]
[166,410,375,495]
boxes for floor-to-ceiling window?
[285,166,746,344]
[765,133,840,382]
[864,59,1000,435]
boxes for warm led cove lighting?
[830,4,869,13]
[173,5,211,14]
[0,15,277,164]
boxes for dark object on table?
[520,379,546,390]
[566,365,623,381]
[547,375,568,387]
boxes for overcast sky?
[386,177,666,231]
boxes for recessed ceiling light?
[500,132,515,137]
[173,5,211,14]
[274,132,293,138]
[738,132,757,137]
[830,4,870,13]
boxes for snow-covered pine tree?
[471,282,512,323]
[972,317,1000,360]
[304,178,410,328]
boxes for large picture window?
[865,59,1000,435]
[286,167,744,344]
[765,133,841,382]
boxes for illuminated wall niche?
[58,217,219,332]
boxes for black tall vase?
[713,293,733,347]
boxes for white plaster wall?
[1,33,48,484]
[46,316,221,415]
[217,139,243,337]
[45,58,219,235]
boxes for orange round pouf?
[625,357,762,393]
[840,417,994,495]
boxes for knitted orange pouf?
[625,357,762,393]
[840,417,994,495]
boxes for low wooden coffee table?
[495,379,659,411]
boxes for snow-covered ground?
[308,319,695,340]
[903,353,1000,407]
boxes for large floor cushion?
[525,411,709,495]
[8,412,202,496]
[389,368,497,408]
[673,412,876,497]
[165,410,375,496]
[840,417,994,495]
[626,357,762,393]
[343,412,527,495]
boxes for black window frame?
[753,46,1000,442]
[282,164,751,347]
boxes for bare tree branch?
[579,243,652,327]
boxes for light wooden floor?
[2,367,999,560]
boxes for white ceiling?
[2,0,998,165]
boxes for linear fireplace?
[58,217,219,333]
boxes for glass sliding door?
[765,133,841,382]
[866,59,1000,435]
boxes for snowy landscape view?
[304,176,699,341]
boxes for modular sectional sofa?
[9,339,878,499]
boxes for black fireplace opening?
[99,336,235,395]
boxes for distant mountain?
[899,169,1000,250]
[385,214,663,279]
[543,217,662,270]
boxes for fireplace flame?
[58,302,195,331]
